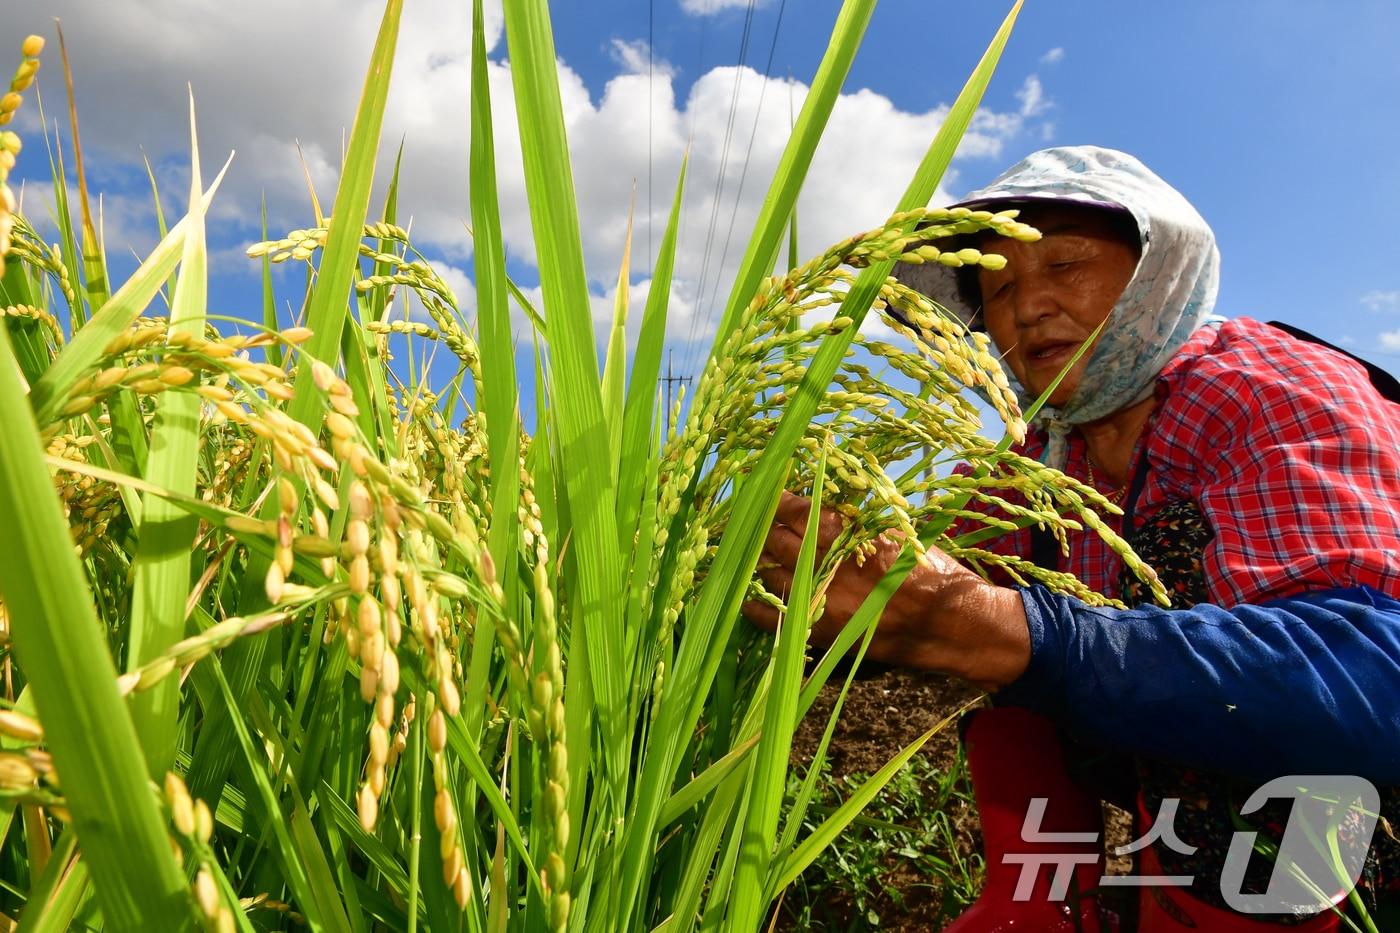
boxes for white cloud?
[1361,289,1400,312]
[8,0,1041,360]
[15,178,163,262]
[10,0,506,256]
[589,274,698,347]
[609,39,675,79]
[435,263,476,315]
[1380,330,1400,351]
[1040,47,1065,65]
[374,261,476,328]
[1016,74,1048,117]
[681,0,772,14]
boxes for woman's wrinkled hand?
[741,491,1032,687]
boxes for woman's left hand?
[742,491,1033,688]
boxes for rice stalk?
[0,5,1168,930]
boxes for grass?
[0,3,1162,930]
[779,752,984,930]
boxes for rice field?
[0,2,1149,929]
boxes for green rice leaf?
[506,274,549,340]
[777,620,880,854]
[28,157,230,425]
[660,751,750,933]
[502,0,626,782]
[320,783,415,919]
[56,23,112,316]
[0,257,50,384]
[285,0,403,430]
[618,2,1022,920]
[17,829,80,932]
[341,142,404,447]
[443,696,546,904]
[0,322,192,929]
[658,733,759,829]
[617,156,687,555]
[602,193,635,485]
[469,0,519,497]
[261,196,281,367]
[727,448,828,929]
[710,0,874,348]
[126,90,208,776]
[369,139,407,327]
[207,656,351,933]
[696,777,754,930]
[139,150,177,309]
[768,699,976,893]
[465,0,523,746]
[37,95,86,330]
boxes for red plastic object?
[1133,798,1342,933]
[944,706,1117,932]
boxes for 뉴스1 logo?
[1010,775,1380,915]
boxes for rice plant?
[0,2,1156,929]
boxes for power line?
[668,7,709,373]
[705,0,788,336]
[686,0,759,361]
[686,14,709,143]
[647,0,654,273]
[660,348,693,428]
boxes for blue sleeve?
[996,584,1400,783]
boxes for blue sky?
[8,0,1400,390]
[550,0,1400,371]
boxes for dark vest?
[1032,323,1400,923]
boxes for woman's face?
[975,204,1141,407]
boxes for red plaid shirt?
[961,316,1400,606]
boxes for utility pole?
[660,349,692,433]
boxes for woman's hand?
[742,491,1033,688]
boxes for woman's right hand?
[742,491,1032,688]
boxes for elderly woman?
[747,147,1400,931]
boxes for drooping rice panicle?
[0,6,1175,929]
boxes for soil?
[789,666,982,780]
[782,667,985,931]
[781,666,1136,930]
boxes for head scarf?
[898,145,1221,468]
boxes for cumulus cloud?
[680,0,773,14]
[1380,330,1400,351]
[1016,75,1048,117]
[16,178,166,263]
[8,0,1045,358]
[1361,289,1400,312]
[589,275,699,346]
[435,263,477,316]
[9,0,506,248]
[1040,47,1065,65]
[609,39,675,78]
